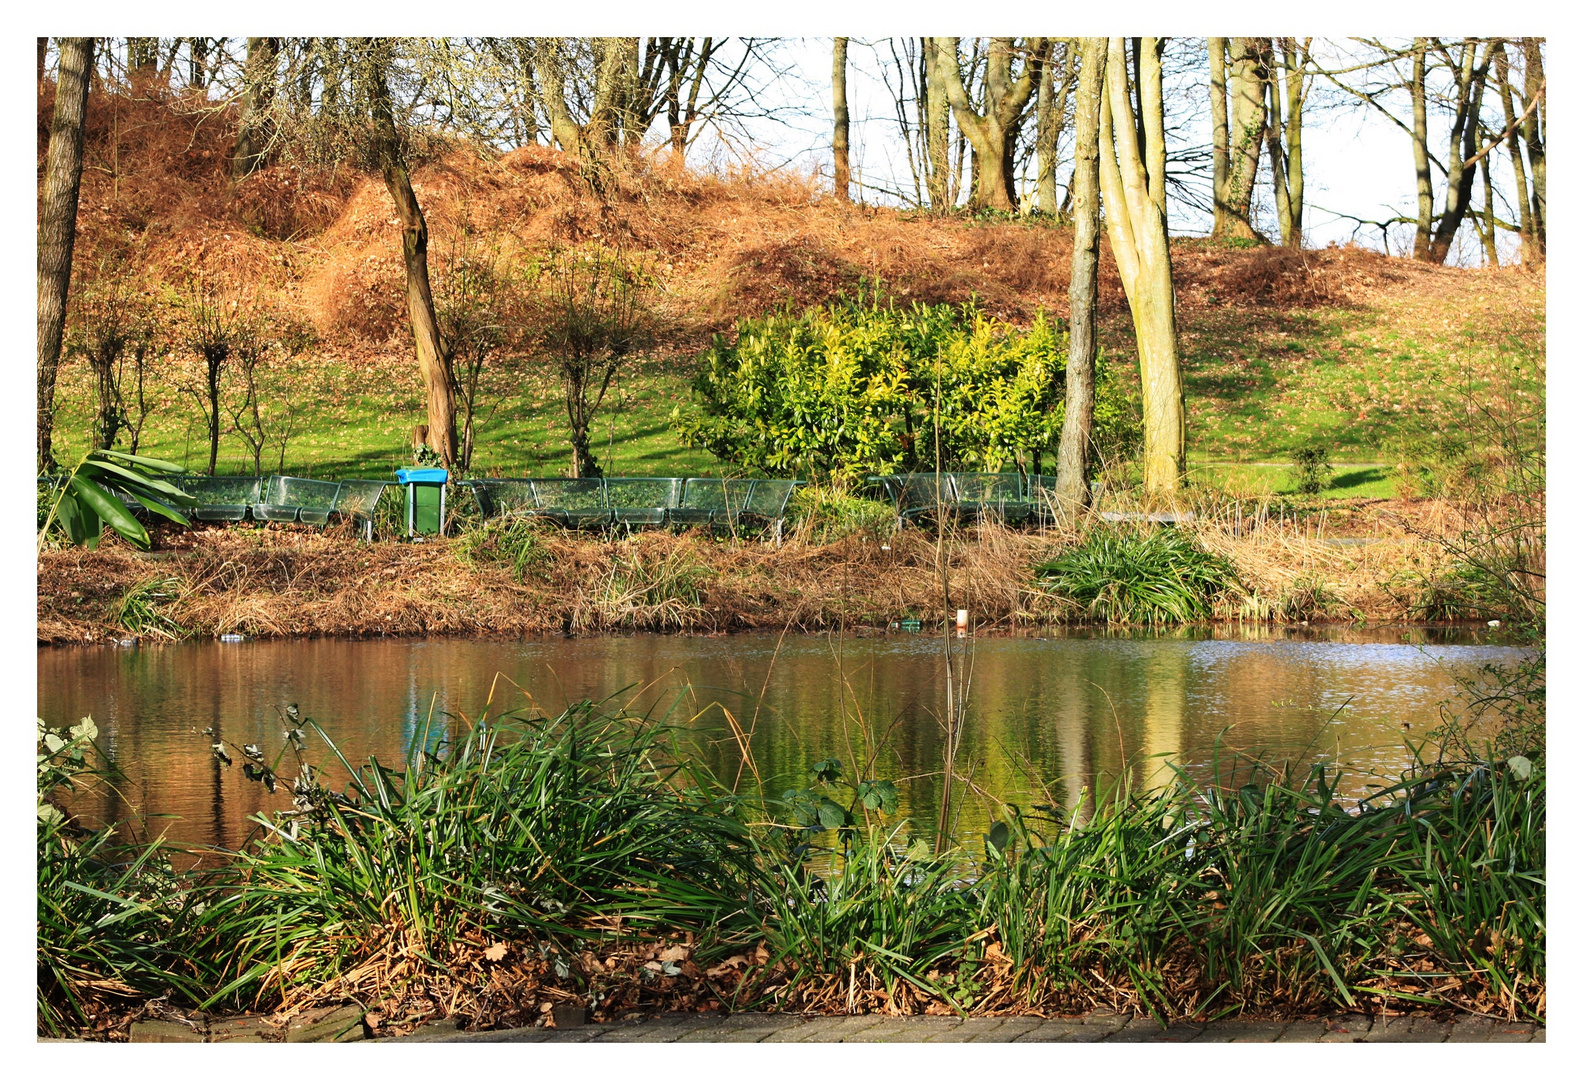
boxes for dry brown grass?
[37,496,1477,647]
[53,86,1430,372]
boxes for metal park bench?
[252,475,341,524]
[870,472,1061,529]
[465,476,798,538]
[181,476,264,522]
[330,480,390,541]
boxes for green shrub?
[1290,446,1332,495]
[786,484,896,542]
[1036,527,1239,624]
[672,288,1139,482]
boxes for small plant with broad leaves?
[38,449,195,553]
[781,755,901,850]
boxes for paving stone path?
[392,1010,1544,1045]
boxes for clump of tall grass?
[573,544,715,630]
[190,703,759,1014]
[786,484,896,544]
[456,517,553,583]
[112,575,189,639]
[1036,527,1238,624]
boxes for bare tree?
[1099,37,1184,493]
[38,36,95,472]
[832,37,852,202]
[931,37,1048,212]
[1053,38,1106,517]
[359,37,459,468]
[539,246,653,479]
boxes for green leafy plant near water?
[1036,527,1239,624]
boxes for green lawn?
[48,270,1539,499]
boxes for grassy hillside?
[45,88,1544,489]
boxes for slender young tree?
[1035,41,1074,217]
[38,36,95,473]
[1098,37,1184,493]
[832,37,851,202]
[1264,38,1312,249]
[359,38,458,468]
[1053,38,1105,517]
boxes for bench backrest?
[743,478,797,517]
[604,477,684,509]
[680,478,754,513]
[884,472,957,509]
[263,475,340,509]
[334,479,388,516]
[530,478,607,510]
[949,472,1023,503]
[182,476,264,505]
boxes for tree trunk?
[1139,37,1167,219]
[365,39,457,469]
[1098,37,1184,494]
[38,37,47,94]
[1262,38,1308,249]
[37,36,94,473]
[1521,38,1544,258]
[1209,37,1230,235]
[1410,39,1434,260]
[924,38,953,209]
[1495,42,1537,265]
[832,37,851,202]
[232,37,279,180]
[1054,37,1106,518]
[1035,43,1073,217]
[1214,37,1267,242]
[1427,40,1490,264]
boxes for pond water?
[39,626,1525,853]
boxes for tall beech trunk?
[1521,38,1545,254]
[1265,38,1309,249]
[923,37,954,209]
[1098,37,1184,493]
[364,39,457,469]
[1036,41,1074,217]
[1209,37,1230,236]
[1495,42,1538,265]
[832,37,851,202]
[1053,37,1106,518]
[1213,37,1267,242]
[38,36,94,473]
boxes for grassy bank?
[37,486,1527,646]
[38,691,1546,1039]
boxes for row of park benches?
[71,470,1072,542]
[464,477,800,535]
[867,472,1066,527]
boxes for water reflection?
[38,629,1528,853]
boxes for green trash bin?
[395,467,448,537]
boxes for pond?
[39,626,1526,853]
